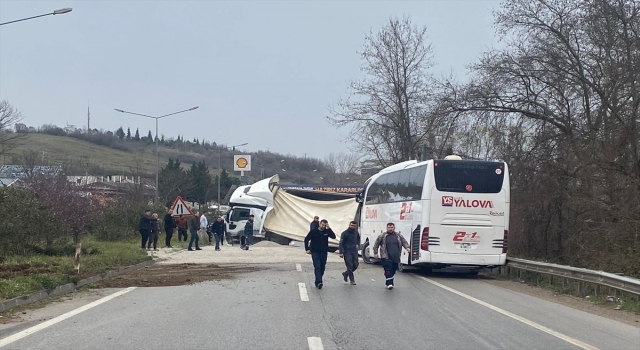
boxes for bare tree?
[20,150,40,178]
[439,0,640,275]
[28,174,97,245]
[328,16,444,166]
[322,152,364,183]
[0,100,26,158]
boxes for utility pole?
[87,105,90,134]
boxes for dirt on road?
[91,263,262,288]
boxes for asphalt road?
[1,262,638,350]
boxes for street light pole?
[0,8,72,26]
[114,106,199,203]
[217,142,248,211]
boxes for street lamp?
[0,8,72,26]
[218,142,248,210]
[114,106,199,202]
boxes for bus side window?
[397,169,411,201]
[408,166,427,200]
[385,172,401,203]
[377,174,391,203]
[366,177,382,204]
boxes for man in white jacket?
[199,211,209,244]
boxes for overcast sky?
[0,0,501,159]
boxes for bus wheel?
[361,241,374,264]
[398,262,404,272]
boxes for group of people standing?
[138,209,229,252]
[304,216,410,290]
[140,208,411,289]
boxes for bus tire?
[361,241,374,264]
[398,261,404,272]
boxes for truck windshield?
[229,208,251,222]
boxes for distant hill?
[5,133,336,184]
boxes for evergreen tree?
[185,160,213,205]
[126,127,131,140]
[115,127,125,140]
[134,128,140,141]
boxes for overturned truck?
[224,175,360,247]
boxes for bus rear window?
[434,160,505,193]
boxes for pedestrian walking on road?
[164,210,176,248]
[138,209,156,249]
[176,215,188,242]
[339,221,360,285]
[147,213,160,251]
[188,211,202,251]
[242,214,255,250]
[304,219,336,289]
[211,216,226,251]
[310,216,320,231]
[200,211,210,245]
[373,223,410,290]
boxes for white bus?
[357,155,510,273]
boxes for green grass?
[488,268,640,314]
[0,237,151,300]
[6,134,209,175]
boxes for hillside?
[5,134,333,184]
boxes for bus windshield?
[434,160,505,194]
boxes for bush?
[90,201,166,241]
[0,187,64,255]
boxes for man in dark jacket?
[304,219,336,289]
[138,209,156,249]
[339,221,360,285]
[163,210,176,248]
[210,216,226,251]
[242,214,255,250]
[310,216,319,231]
[188,211,202,251]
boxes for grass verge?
[0,237,151,301]
[486,267,640,314]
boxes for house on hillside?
[0,178,20,187]
[64,124,78,134]
[67,175,141,186]
[0,165,63,179]
[80,181,155,202]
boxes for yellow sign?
[236,157,249,169]
[233,155,252,171]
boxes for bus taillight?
[420,227,429,251]
[502,230,508,253]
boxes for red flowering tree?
[28,174,98,244]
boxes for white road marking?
[418,277,599,350]
[0,287,136,348]
[296,263,302,271]
[307,337,324,350]
[298,282,309,302]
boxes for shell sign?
[233,155,252,171]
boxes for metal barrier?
[505,257,640,296]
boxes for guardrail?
[504,257,640,296]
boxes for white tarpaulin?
[264,190,359,245]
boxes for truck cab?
[225,175,279,244]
